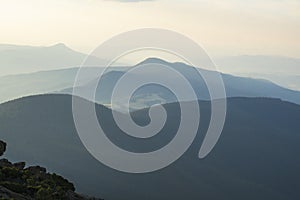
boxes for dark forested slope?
[0,94,299,199]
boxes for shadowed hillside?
[0,94,299,199]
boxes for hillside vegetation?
[0,140,101,200]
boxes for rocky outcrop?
[13,161,26,170]
[0,185,32,200]
[0,140,102,200]
[0,141,6,156]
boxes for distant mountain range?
[215,55,300,75]
[0,67,127,104]
[1,57,299,110]
[61,58,300,110]
[0,43,299,90]
[0,43,109,76]
[215,55,300,90]
[0,94,299,199]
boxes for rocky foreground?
[0,140,102,200]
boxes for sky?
[0,0,299,58]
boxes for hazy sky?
[0,0,299,57]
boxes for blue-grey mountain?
[0,94,299,199]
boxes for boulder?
[0,140,6,156]
[0,158,13,167]
[13,162,26,170]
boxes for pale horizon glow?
[0,0,299,58]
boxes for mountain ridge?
[0,94,299,199]
[0,43,108,76]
